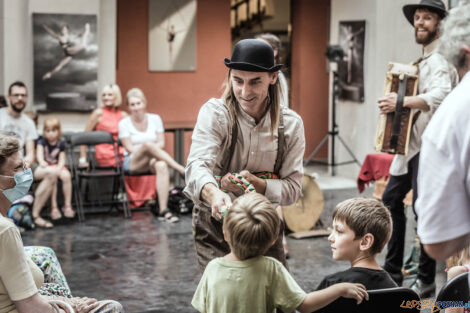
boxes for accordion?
[375,62,419,155]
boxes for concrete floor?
[21,172,446,313]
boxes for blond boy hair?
[223,193,280,260]
[333,198,392,255]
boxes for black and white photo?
[33,13,98,112]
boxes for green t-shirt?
[192,255,306,313]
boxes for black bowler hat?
[224,39,282,72]
[403,0,447,26]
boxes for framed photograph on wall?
[337,20,366,102]
[148,0,197,71]
[33,13,98,112]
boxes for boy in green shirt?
[192,193,368,313]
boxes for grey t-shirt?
[0,108,38,153]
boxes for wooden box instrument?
[375,62,419,155]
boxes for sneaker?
[410,278,436,298]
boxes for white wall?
[330,0,421,179]
[0,0,116,131]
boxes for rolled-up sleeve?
[265,115,305,206]
[184,101,228,206]
[417,55,454,112]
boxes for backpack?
[8,203,35,230]
[168,186,193,215]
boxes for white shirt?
[118,113,164,155]
[0,108,38,152]
[416,71,470,244]
[389,39,458,175]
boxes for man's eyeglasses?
[10,93,27,98]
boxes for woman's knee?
[60,169,71,181]
[154,160,168,173]
[45,167,60,179]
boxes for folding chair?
[435,272,470,313]
[70,131,131,221]
[318,287,421,313]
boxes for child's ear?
[223,230,228,242]
[359,233,374,251]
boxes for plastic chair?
[317,287,421,313]
[70,131,131,221]
[434,272,470,313]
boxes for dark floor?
[21,185,446,313]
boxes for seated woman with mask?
[0,132,123,313]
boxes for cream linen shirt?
[389,39,458,176]
[185,98,305,208]
[0,215,43,313]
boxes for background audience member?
[192,193,368,313]
[255,32,289,108]
[0,81,37,167]
[80,84,127,168]
[33,117,74,228]
[118,88,185,222]
[81,84,155,208]
[444,246,470,313]
[0,133,124,313]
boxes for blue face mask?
[0,168,33,203]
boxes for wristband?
[79,157,87,164]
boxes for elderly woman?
[118,88,184,222]
[0,133,123,313]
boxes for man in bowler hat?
[184,39,305,271]
[377,0,457,297]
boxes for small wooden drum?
[282,174,324,233]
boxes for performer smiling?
[184,39,306,271]
[377,0,457,298]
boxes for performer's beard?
[415,27,438,45]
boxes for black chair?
[317,287,421,313]
[435,272,470,313]
[70,131,131,221]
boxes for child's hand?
[40,161,48,168]
[338,282,368,304]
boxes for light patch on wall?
[148,0,197,72]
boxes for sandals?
[158,208,179,223]
[50,207,62,220]
[34,216,53,229]
[62,205,76,219]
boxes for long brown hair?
[221,69,282,136]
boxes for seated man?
[317,198,397,292]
